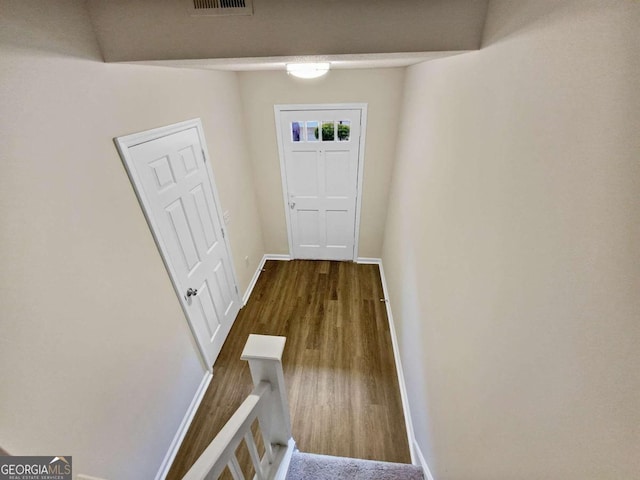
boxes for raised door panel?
[324,150,352,197]
[288,150,320,197]
[165,197,202,278]
[296,209,322,247]
[212,259,235,317]
[189,184,221,254]
[192,279,221,342]
[326,209,352,248]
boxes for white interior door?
[115,119,241,369]
[276,106,365,260]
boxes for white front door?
[276,106,365,260]
[115,119,241,368]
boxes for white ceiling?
[87,0,489,70]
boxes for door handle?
[186,288,198,298]
[290,201,296,209]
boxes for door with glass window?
[276,106,364,260]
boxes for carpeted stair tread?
[285,451,424,480]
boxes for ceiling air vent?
[188,0,254,16]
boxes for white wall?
[239,69,405,257]
[382,1,640,479]
[0,1,263,478]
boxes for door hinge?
[235,285,239,294]
[221,228,225,238]
[201,149,206,162]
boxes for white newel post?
[241,334,292,446]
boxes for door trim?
[114,118,241,372]
[274,103,368,261]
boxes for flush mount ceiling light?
[286,62,331,79]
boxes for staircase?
[182,334,423,480]
[285,451,424,480]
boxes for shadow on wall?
[482,0,570,47]
[395,249,438,471]
[1,1,102,60]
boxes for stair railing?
[182,334,294,480]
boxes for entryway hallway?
[167,260,411,479]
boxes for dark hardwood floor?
[166,260,411,479]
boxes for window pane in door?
[291,122,302,142]
[337,121,351,141]
[321,121,335,141]
[306,121,319,142]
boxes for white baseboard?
[242,254,292,305]
[376,261,424,469]
[355,257,382,265]
[264,254,291,261]
[155,371,213,480]
[413,440,435,480]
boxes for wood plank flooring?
[166,260,411,479]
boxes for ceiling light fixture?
[286,62,331,79]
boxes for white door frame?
[114,118,241,372]
[274,103,368,261]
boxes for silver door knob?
[186,288,198,297]
[290,201,296,209]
